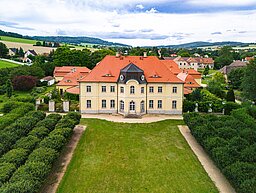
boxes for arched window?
[130,86,135,94]
[140,101,145,113]
[120,100,124,112]
[129,101,135,111]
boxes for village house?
[40,76,55,86]
[167,56,214,71]
[54,66,90,95]
[219,60,248,79]
[79,54,184,116]
[9,48,18,56]
[23,49,37,63]
[161,60,202,95]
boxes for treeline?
[184,107,256,193]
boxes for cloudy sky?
[0,0,256,46]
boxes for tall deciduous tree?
[203,65,209,77]
[214,46,234,69]
[5,79,13,98]
[0,42,8,58]
[241,59,256,102]
[12,76,37,91]
[228,68,245,89]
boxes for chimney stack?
[143,52,147,58]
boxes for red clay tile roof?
[54,66,90,77]
[184,87,193,95]
[66,86,80,95]
[160,60,181,75]
[41,76,54,81]
[200,58,214,64]
[80,56,184,83]
[57,71,88,86]
[245,57,254,61]
[177,72,201,88]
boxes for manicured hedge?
[0,111,81,192]
[183,108,256,193]
[0,163,16,186]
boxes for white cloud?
[146,8,158,13]
[0,0,255,46]
[188,0,256,7]
[136,4,144,9]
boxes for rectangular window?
[158,87,162,93]
[149,86,154,93]
[149,100,154,109]
[172,100,177,109]
[102,100,106,108]
[110,100,115,108]
[102,86,106,92]
[120,87,124,93]
[86,100,91,108]
[110,86,115,92]
[173,87,177,93]
[130,86,135,94]
[158,100,162,109]
[141,87,144,94]
[86,86,91,92]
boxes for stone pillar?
[63,101,70,112]
[49,100,55,112]
[35,99,41,111]
[195,103,198,112]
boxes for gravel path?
[81,114,183,123]
[40,125,86,193]
[178,125,236,193]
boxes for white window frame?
[102,86,106,93]
[149,86,154,93]
[110,100,115,108]
[86,86,91,92]
[86,100,91,108]
[158,87,162,93]
[172,100,177,109]
[102,100,106,108]
[130,86,135,94]
[158,100,162,109]
[173,87,177,93]
[110,86,115,93]
[149,100,154,109]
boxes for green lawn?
[57,119,218,193]
[0,60,20,69]
[0,36,37,44]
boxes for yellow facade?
[80,81,183,115]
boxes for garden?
[184,106,256,193]
[0,101,81,193]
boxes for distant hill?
[159,41,255,49]
[30,36,129,47]
[0,29,129,47]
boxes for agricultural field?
[0,40,56,54]
[0,36,37,44]
[0,105,81,192]
[0,60,20,69]
[57,119,218,193]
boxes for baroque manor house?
[79,54,184,116]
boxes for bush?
[0,148,28,167]
[46,113,62,121]
[36,118,58,130]
[26,111,46,120]
[198,101,209,113]
[183,100,196,112]
[0,163,16,185]
[49,128,73,139]
[27,147,59,166]
[203,137,228,151]
[0,179,40,193]
[241,144,256,163]
[39,135,66,151]
[13,136,40,151]
[28,127,49,139]
[55,118,76,129]
[224,102,241,115]
[65,112,81,124]
[231,108,256,128]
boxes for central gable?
[119,63,146,84]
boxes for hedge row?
[0,112,81,193]
[0,102,34,130]
[184,108,256,193]
[0,111,46,157]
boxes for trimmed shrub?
[13,136,40,151]
[0,148,28,167]
[0,163,16,186]
[27,147,59,166]
[36,118,58,130]
[224,102,241,115]
[203,137,228,151]
[0,179,40,193]
[49,128,73,139]
[26,111,46,120]
[65,112,81,124]
[55,118,76,129]
[39,135,66,151]
[28,127,49,139]
[241,144,256,163]
[46,113,62,122]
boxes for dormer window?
[66,80,71,83]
